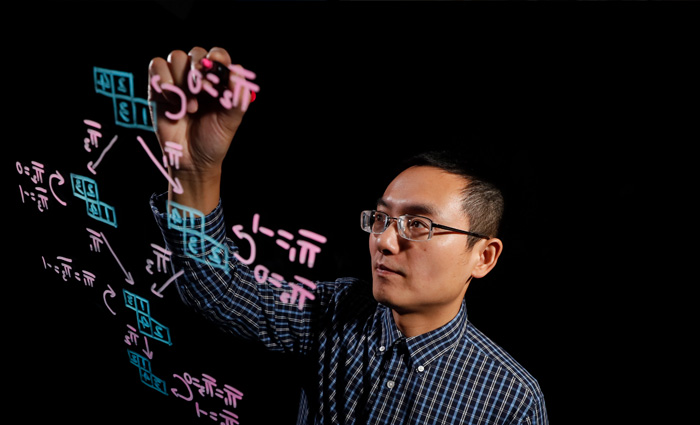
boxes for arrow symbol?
[142,336,153,359]
[49,170,67,206]
[87,134,118,175]
[137,135,183,194]
[103,284,116,316]
[99,231,134,285]
[151,269,184,298]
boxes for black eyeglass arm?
[432,223,490,240]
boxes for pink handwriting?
[16,160,67,211]
[233,213,327,268]
[86,228,134,285]
[151,269,184,299]
[103,284,117,316]
[162,141,183,170]
[125,324,140,346]
[150,74,187,120]
[151,64,259,121]
[231,213,327,309]
[124,324,155,359]
[146,243,172,275]
[41,253,116,314]
[195,403,239,425]
[172,371,243,423]
[137,135,183,194]
[84,119,119,175]
[83,119,102,152]
[42,255,96,286]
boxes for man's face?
[370,166,482,315]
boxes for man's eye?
[409,219,429,228]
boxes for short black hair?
[402,150,504,249]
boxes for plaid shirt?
[151,193,547,424]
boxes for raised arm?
[146,46,325,353]
[147,46,251,214]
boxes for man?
[149,46,547,424]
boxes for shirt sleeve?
[512,384,548,425]
[149,192,339,355]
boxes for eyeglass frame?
[361,210,490,242]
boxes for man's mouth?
[375,263,404,277]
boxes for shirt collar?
[377,300,469,369]
[379,304,404,350]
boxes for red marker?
[200,57,214,70]
[199,58,229,87]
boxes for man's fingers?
[148,56,179,109]
[207,47,232,67]
[188,46,209,65]
[149,49,195,117]
[150,46,252,120]
[187,47,233,105]
[185,47,209,113]
[167,49,190,88]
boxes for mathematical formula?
[232,213,328,310]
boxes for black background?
[7,1,698,424]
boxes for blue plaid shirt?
[151,193,547,424]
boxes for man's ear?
[471,237,503,279]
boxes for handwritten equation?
[41,254,97,286]
[40,251,121,316]
[16,160,67,212]
[232,213,327,310]
[150,62,259,119]
[172,371,244,424]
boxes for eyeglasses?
[360,210,490,242]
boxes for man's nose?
[374,220,401,255]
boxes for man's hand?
[148,46,252,213]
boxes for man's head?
[367,151,505,318]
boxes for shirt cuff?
[150,192,228,263]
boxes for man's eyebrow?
[376,198,440,217]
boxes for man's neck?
[391,300,463,338]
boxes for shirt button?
[386,380,395,389]
[379,346,385,352]
[417,365,425,372]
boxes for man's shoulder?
[312,277,375,311]
[326,277,375,308]
[464,321,545,403]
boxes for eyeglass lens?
[361,210,433,241]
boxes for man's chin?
[371,280,401,310]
